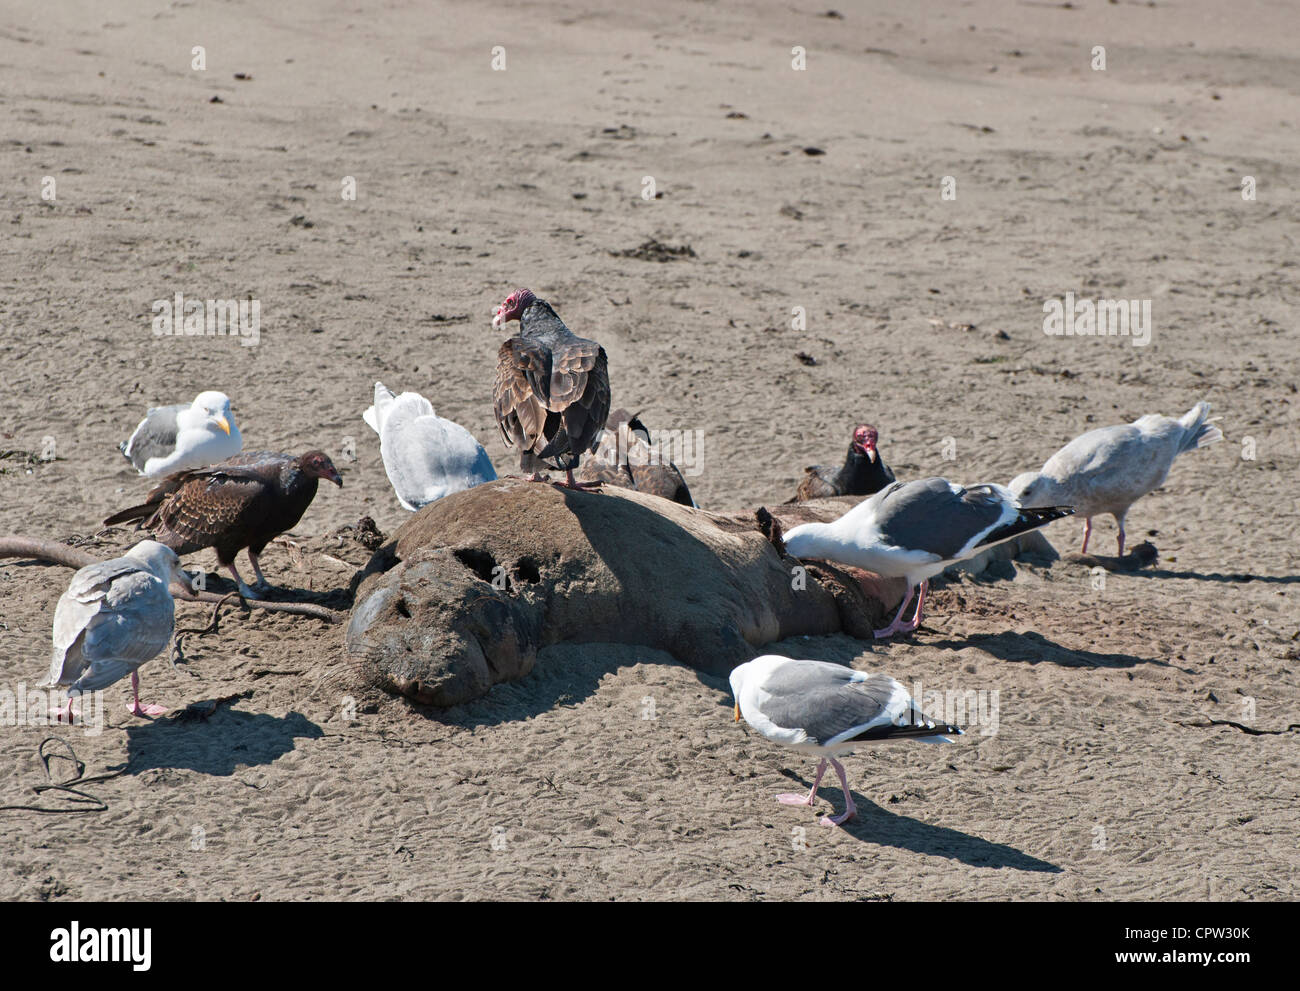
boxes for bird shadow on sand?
[773,770,1061,872]
[1131,567,1300,585]
[1062,545,1300,585]
[922,630,1189,672]
[188,573,354,612]
[122,709,323,776]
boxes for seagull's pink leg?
[820,758,858,827]
[1080,517,1092,554]
[126,671,167,718]
[873,584,916,639]
[53,699,76,725]
[776,758,827,806]
[898,579,928,633]
[1116,520,1126,557]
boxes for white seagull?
[363,382,497,511]
[730,655,962,826]
[1009,401,1222,556]
[43,540,188,720]
[120,391,241,477]
[783,477,1072,638]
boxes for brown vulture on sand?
[576,409,696,507]
[787,424,896,502]
[103,450,342,599]
[491,288,611,490]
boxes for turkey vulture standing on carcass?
[787,424,895,502]
[491,288,611,490]
[576,408,696,506]
[103,450,342,599]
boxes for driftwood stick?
[0,536,346,623]
[0,537,97,570]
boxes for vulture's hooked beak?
[733,701,741,723]
[491,306,505,329]
[855,442,877,463]
[215,415,232,436]
[326,469,343,487]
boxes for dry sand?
[1,0,1297,900]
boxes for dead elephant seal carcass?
[345,480,907,707]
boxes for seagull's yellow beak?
[733,701,741,723]
[214,415,231,436]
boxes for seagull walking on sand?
[730,655,962,827]
[1009,401,1223,556]
[44,540,188,719]
[783,477,1072,638]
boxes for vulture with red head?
[491,288,611,490]
[788,424,896,502]
[103,450,342,599]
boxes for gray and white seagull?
[783,477,1072,638]
[43,540,188,720]
[120,391,241,477]
[730,655,962,827]
[1009,401,1222,556]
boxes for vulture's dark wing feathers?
[494,338,553,453]
[575,409,695,506]
[493,300,611,470]
[145,471,277,556]
[540,340,610,463]
[103,451,322,564]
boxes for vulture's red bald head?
[492,288,536,328]
[299,450,343,487]
[852,424,879,462]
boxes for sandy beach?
[1,0,1297,900]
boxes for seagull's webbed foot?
[873,582,925,637]
[776,791,817,806]
[820,806,857,828]
[126,671,167,718]
[126,700,168,718]
[776,759,827,808]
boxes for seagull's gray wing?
[757,661,954,745]
[872,478,1014,561]
[120,404,186,471]
[48,562,174,690]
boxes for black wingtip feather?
[850,721,963,743]
[978,505,1074,549]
